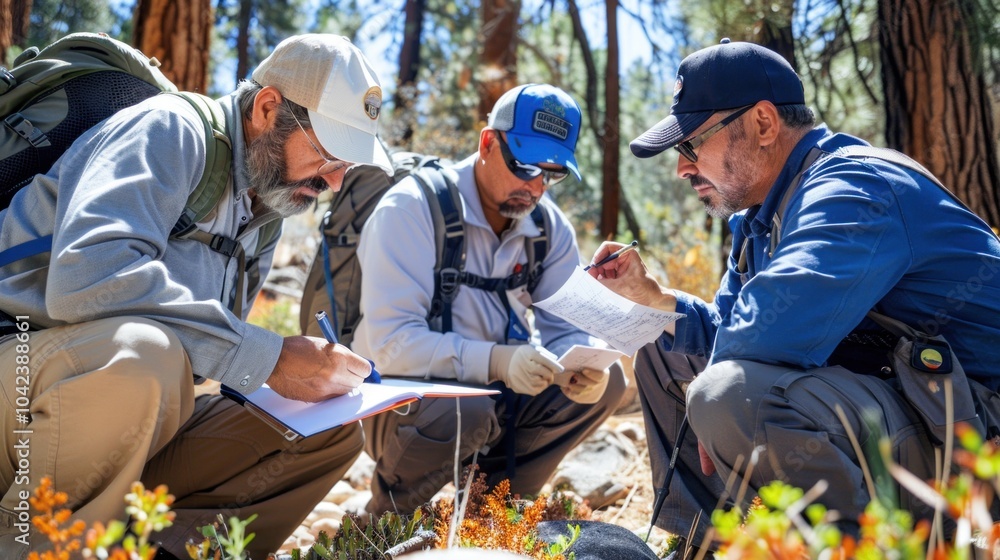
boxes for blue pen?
[315,311,381,384]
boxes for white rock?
[324,479,356,504]
[346,453,376,488]
[340,490,373,515]
[615,421,645,442]
[310,517,341,539]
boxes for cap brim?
[505,132,582,181]
[629,110,714,159]
[309,109,393,175]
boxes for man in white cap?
[0,35,390,559]
[353,84,628,516]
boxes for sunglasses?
[674,104,754,163]
[287,102,350,176]
[495,133,570,187]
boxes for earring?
[481,159,486,166]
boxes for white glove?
[489,344,564,396]
[560,367,610,404]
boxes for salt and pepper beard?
[695,119,764,219]
[499,191,539,220]
[245,120,328,218]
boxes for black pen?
[315,311,381,384]
[583,240,639,272]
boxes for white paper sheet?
[235,379,498,439]
[534,267,684,356]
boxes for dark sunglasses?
[495,133,570,187]
[674,104,754,163]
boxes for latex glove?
[489,344,564,396]
[559,367,610,404]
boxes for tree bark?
[754,0,796,68]
[477,0,519,122]
[134,0,212,92]
[0,0,12,65]
[236,0,253,83]
[10,0,29,46]
[600,0,621,239]
[394,0,426,148]
[879,0,1000,227]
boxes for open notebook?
[223,379,499,440]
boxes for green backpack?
[0,32,280,316]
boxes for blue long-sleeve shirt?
[669,127,1000,389]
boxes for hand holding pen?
[583,240,638,272]
[315,311,381,384]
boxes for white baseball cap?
[252,34,392,173]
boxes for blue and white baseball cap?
[630,39,805,159]
[488,84,583,181]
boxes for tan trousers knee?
[0,317,363,559]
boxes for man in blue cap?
[588,39,1000,548]
[353,84,628,515]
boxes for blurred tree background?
[2,0,998,301]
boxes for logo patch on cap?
[673,75,684,101]
[533,111,570,140]
[363,86,382,120]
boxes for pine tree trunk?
[477,0,519,122]
[10,0,29,46]
[134,0,212,92]
[879,0,1000,227]
[600,0,621,239]
[395,0,426,148]
[0,0,12,65]
[236,0,253,83]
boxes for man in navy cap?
[588,40,1000,546]
[353,84,628,515]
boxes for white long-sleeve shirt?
[352,154,602,384]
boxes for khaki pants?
[364,364,628,514]
[0,317,363,559]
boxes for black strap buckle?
[209,235,239,257]
[439,267,461,301]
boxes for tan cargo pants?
[0,316,363,559]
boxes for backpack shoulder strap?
[737,147,824,275]
[411,166,464,332]
[832,145,979,216]
[0,90,233,270]
[166,91,233,238]
[524,204,550,293]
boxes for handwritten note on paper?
[534,267,684,356]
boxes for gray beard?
[245,127,327,218]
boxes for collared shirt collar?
[217,92,253,198]
[742,126,831,238]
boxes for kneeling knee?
[110,317,189,382]
[687,360,754,427]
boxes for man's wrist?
[653,287,679,313]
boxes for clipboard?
[222,379,499,440]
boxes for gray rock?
[536,520,659,560]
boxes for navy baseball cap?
[488,84,583,181]
[630,39,805,158]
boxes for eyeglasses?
[495,132,570,187]
[287,102,349,176]
[674,104,754,163]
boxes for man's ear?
[478,128,497,161]
[245,86,283,139]
[752,101,781,147]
